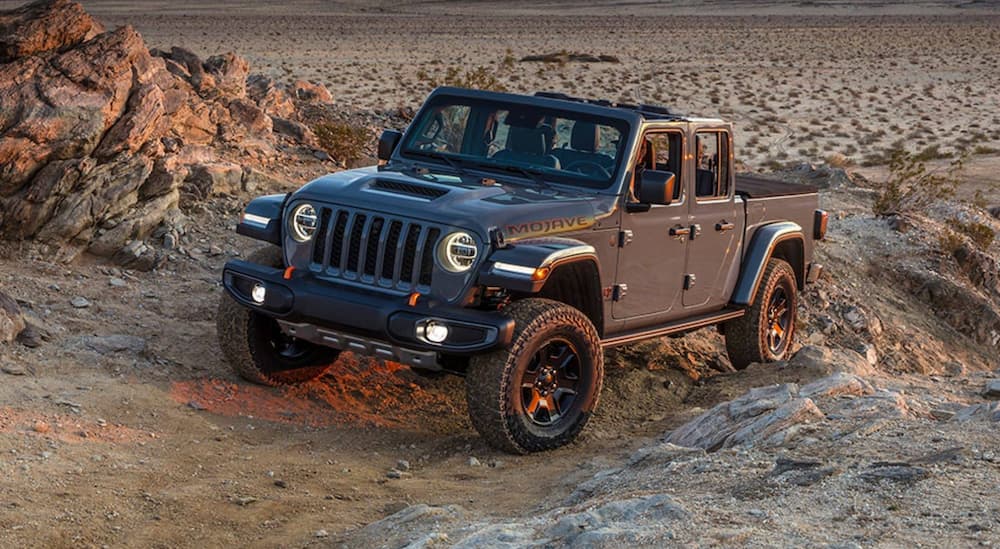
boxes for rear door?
[613,128,689,322]
[682,128,742,310]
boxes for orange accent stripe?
[408,293,420,307]
[283,266,295,280]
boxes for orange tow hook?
[408,292,421,307]
[283,266,295,280]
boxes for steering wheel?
[564,160,611,179]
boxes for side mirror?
[377,129,403,162]
[637,170,676,205]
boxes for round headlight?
[437,231,478,273]
[289,203,318,242]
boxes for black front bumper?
[222,260,514,357]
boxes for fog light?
[424,321,449,344]
[251,284,266,304]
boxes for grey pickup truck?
[218,87,827,454]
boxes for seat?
[493,126,560,169]
[552,122,614,170]
[696,169,716,197]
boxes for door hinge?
[618,229,634,247]
[683,274,696,290]
[613,283,628,301]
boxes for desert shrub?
[502,48,516,70]
[825,153,852,168]
[954,219,996,249]
[314,121,371,164]
[938,230,964,254]
[913,144,952,162]
[434,66,506,92]
[872,148,964,216]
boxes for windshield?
[400,95,629,189]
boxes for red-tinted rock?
[0,0,103,62]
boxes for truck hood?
[291,166,621,241]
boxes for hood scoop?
[369,179,449,200]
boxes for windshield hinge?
[618,229,634,247]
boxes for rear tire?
[465,298,603,454]
[724,258,798,369]
[216,246,339,386]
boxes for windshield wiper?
[477,161,552,189]
[406,150,468,178]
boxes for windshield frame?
[396,90,636,192]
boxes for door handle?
[716,221,736,232]
[669,226,691,237]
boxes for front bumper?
[221,260,514,367]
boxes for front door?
[613,130,689,322]
[683,129,741,309]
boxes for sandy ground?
[48,2,1000,172]
[2,1,1000,547]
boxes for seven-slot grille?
[310,206,442,292]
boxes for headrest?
[506,126,546,156]
[571,122,599,152]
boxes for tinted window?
[695,131,730,199]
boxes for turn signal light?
[532,267,550,281]
[814,210,829,240]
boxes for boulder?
[291,79,332,102]
[0,290,26,344]
[247,74,295,118]
[0,0,104,62]
[271,116,317,145]
[182,162,243,201]
[227,97,272,135]
[93,82,167,159]
[204,52,249,97]
[785,345,877,377]
[665,384,824,451]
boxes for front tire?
[465,298,603,454]
[216,246,339,386]
[724,258,798,369]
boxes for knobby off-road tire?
[724,257,798,369]
[216,246,339,386]
[466,298,604,454]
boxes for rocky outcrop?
[664,346,913,451]
[0,0,313,268]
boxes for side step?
[601,308,745,348]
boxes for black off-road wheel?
[465,298,603,454]
[724,258,798,369]
[216,246,339,386]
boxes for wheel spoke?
[525,390,542,415]
[546,344,570,368]
[544,394,559,419]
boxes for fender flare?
[731,222,804,306]
[477,237,599,293]
[235,193,289,245]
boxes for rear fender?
[732,222,804,306]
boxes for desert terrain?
[0,0,999,547]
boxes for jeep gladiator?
[218,87,827,454]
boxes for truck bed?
[735,175,818,199]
